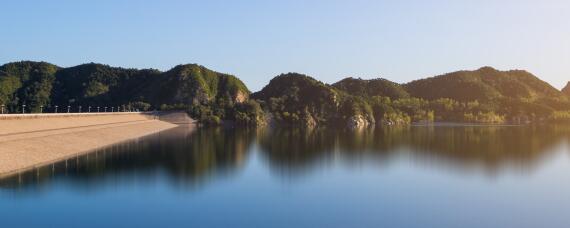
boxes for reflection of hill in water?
[257,126,570,176]
[0,126,256,190]
[3,125,570,190]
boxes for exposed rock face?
[234,90,248,103]
[347,114,373,129]
[302,112,317,128]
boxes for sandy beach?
[0,113,179,178]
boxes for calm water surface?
[1,125,570,228]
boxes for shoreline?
[0,113,181,178]
[410,122,527,127]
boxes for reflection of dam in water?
[3,125,570,189]
[0,125,251,189]
[0,112,192,178]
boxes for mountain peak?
[477,66,498,72]
[405,67,563,102]
[332,77,409,99]
[562,82,570,96]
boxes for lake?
[1,125,570,228]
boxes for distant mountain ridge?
[1,61,569,127]
[404,67,565,102]
[332,77,410,100]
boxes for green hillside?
[0,61,59,112]
[1,61,569,126]
[0,61,257,125]
[332,77,410,99]
[252,73,343,127]
[252,73,392,128]
[405,67,565,102]
[156,64,249,106]
[52,63,160,108]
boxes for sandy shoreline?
[0,113,179,178]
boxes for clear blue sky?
[1,0,569,91]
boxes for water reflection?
[2,125,570,190]
[257,126,570,176]
[0,126,256,190]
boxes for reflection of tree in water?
[402,126,566,171]
[0,126,256,190]
[257,125,570,177]
[256,127,413,176]
[3,125,570,189]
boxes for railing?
[0,104,175,122]
[0,111,161,120]
[0,104,143,115]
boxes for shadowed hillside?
[252,73,375,128]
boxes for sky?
[1,0,569,91]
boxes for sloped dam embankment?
[0,112,188,178]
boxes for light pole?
[22,105,26,114]
[67,106,70,113]
[55,105,58,113]
[40,105,44,113]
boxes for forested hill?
[332,77,410,100]
[1,61,569,127]
[251,73,347,128]
[404,67,565,102]
[253,67,570,127]
[0,61,259,124]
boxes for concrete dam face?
[0,112,192,178]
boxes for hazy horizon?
[1,0,569,91]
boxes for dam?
[0,112,191,178]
